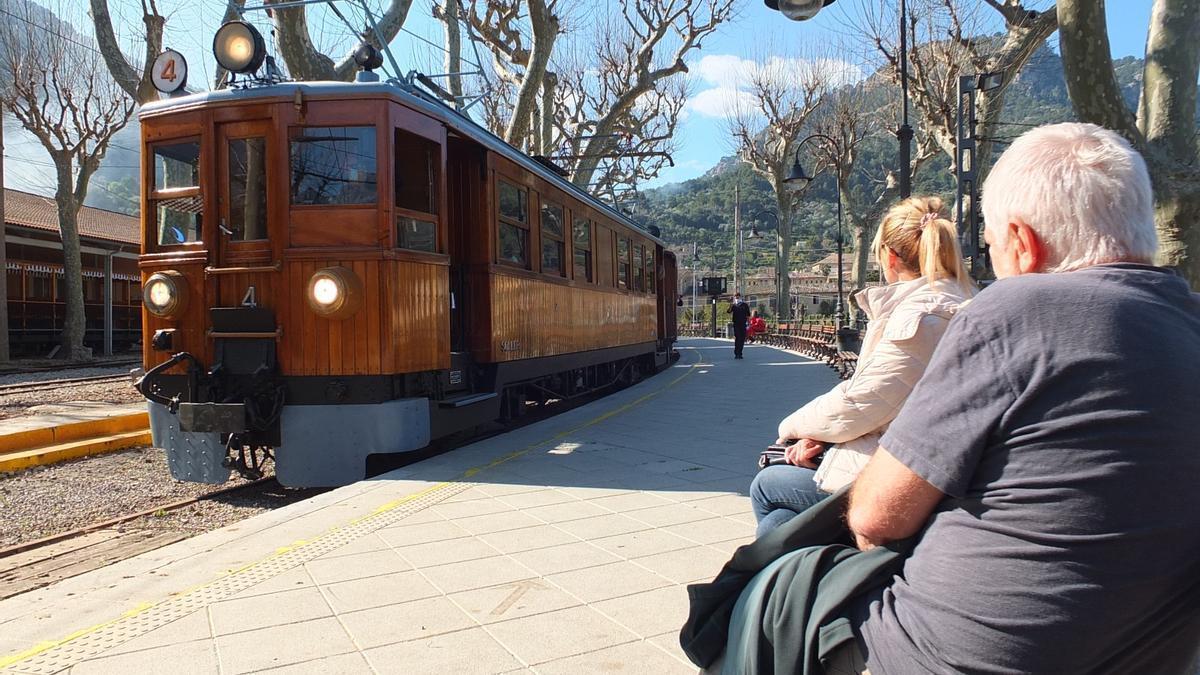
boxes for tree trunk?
[1059,0,1200,286]
[90,0,164,105]
[55,161,89,360]
[775,192,793,320]
[504,0,556,148]
[539,72,556,156]
[442,0,463,104]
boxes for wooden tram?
[136,77,679,487]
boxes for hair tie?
[919,212,939,227]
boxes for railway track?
[0,477,280,600]
[0,373,134,396]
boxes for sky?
[3,1,1159,198]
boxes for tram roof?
[141,81,665,248]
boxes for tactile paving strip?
[3,480,476,675]
[2,352,700,674]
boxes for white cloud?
[687,87,758,119]
[684,53,867,120]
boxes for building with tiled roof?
[3,188,143,356]
[4,188,139,246]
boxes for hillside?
[638,45,1156,277]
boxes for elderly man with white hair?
[830,122,1200,673]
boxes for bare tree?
[464,0,562,148]
[1059,0,1200,287]
[851,0,1058,181]
[815,84,941,293]
[2,3,135,359]
[726,53,830,319]
[433,0,465,103]
[270,0,415,81]
[564,0,734,191]
[90,0,165,105]
[465,0,734,198]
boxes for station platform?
[0,339,838,675]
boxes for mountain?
[637,45,1160,276]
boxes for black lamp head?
[785,158,812,187]
[352,40,384,71]
[764,0,838,21]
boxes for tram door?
[445,136,482,355]
[214,121,274,302]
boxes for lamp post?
[785,134,845,329]
[765,0,912,198]
[785,134,862,353]
[691,242,699,331]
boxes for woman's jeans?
[749,464,828,538]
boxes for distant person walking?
[728,293,751,359]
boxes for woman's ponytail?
[917,212,973,291]
[877,196,975,293]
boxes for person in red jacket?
[746,311,767,344]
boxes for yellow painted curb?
[0,429,153,473]
[0,412,148,454]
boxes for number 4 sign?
[151,50,188,95]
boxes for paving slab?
[0,339,838,674]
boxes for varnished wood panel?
[484,272,656,363]
[141,258,211,369]
[380,259,450,372]
[289,208,381,248]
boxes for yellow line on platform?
[0,351,700,672]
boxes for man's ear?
[1011,220,1045,274]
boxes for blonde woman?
[750,197,976,537]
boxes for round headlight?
[143,271,189,319]
[306,267,363,319]
[213,21,266,75]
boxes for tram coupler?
[178,402,246,433]
[135,351,205,413]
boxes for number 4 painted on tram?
[242,286,257,308]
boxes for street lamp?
[765,0,913,198]
[785,134,846,331]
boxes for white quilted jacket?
[777,276,973,491]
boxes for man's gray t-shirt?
[854,264,1200,674]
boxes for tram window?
[155,196,202,245]
[498,181,527,223]
[398,217,437,252]
[394,129,439,253]
[573,217,592,283]
[153,141,200,190]
[633,244,645,292]
[227,137,268,241]
[497,180,529,267]
[150,139,202,247]
[541,201,565,276]
[290,126,377,205]
[617,237,630,290]
[395,130,438,215]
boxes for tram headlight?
[306,266,363,319]
[213,21,266,75]
[143,271,189,319]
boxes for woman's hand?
[784,438,825,469]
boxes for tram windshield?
[290,127,377,206]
